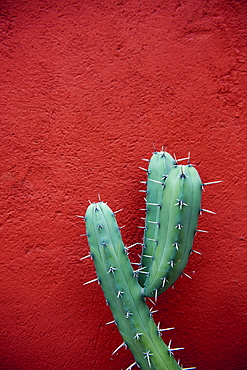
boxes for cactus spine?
[81,150,216,369]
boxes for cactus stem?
[79,254,91,260]
[105,320,115,325]
[143,350,154,367]
[112,341,126,355]
[200,208,216,214]
[83,277,98,285]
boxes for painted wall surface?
[1,0,246,369]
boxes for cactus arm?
[164,165,203,290]
[85,202,181,370]
[139,151,175,287]
[143,165,202,297]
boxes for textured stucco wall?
[1,0,246,369]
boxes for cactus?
[85,202,181,370]
[138,151,176,288]
[141,164,202,298]
[81,150,219,369]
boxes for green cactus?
[138,151,176,288]
[81,150,218,370]
[85,202,182,370]
[141,164,202,298]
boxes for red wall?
[1,0,246,369]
